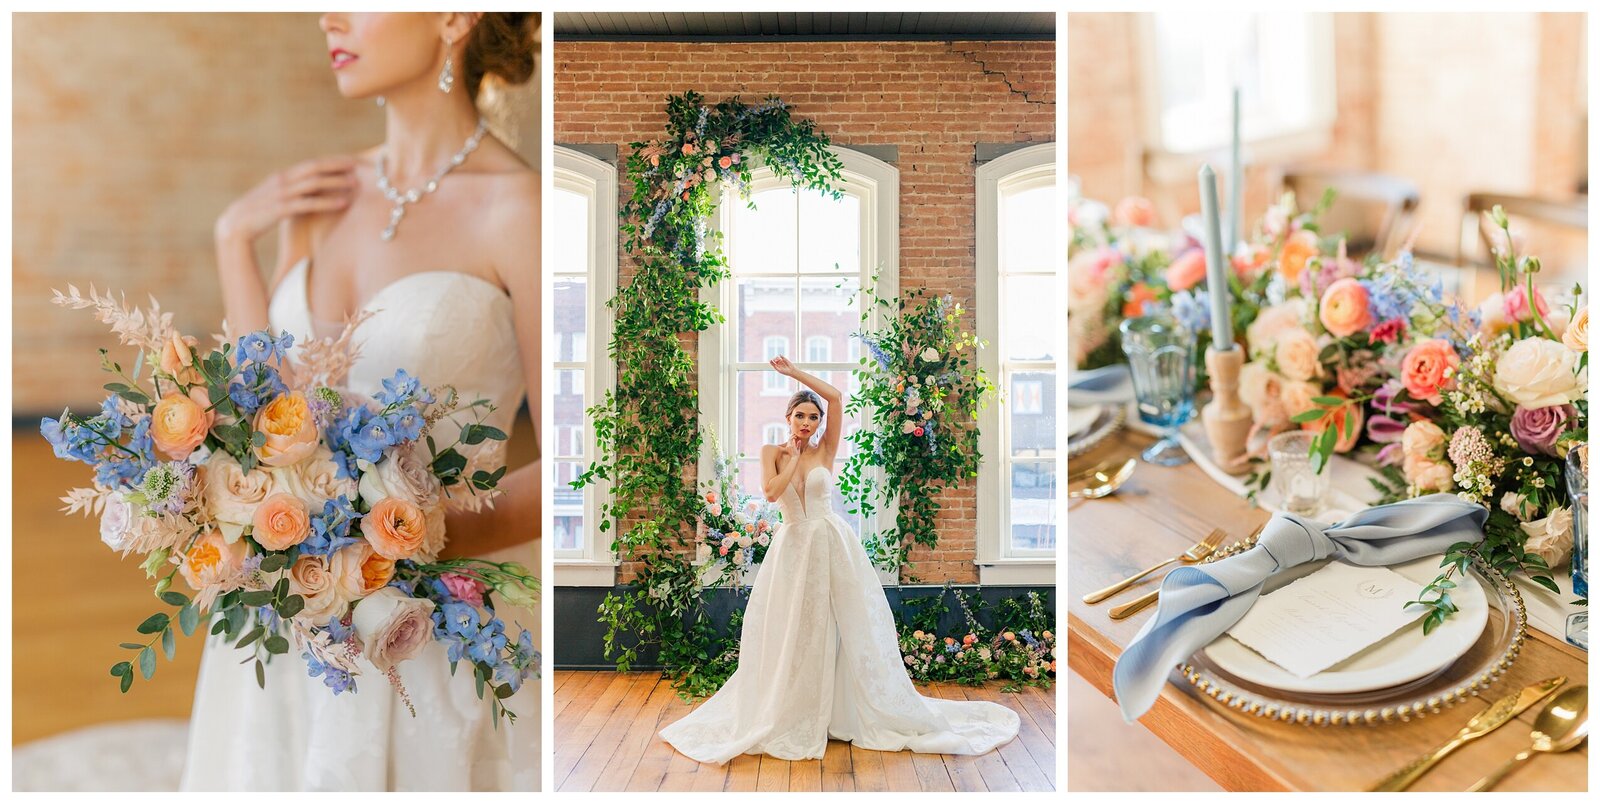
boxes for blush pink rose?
[1504,285,1550,322]
[1164,249,1208,292]
[1318,278,1373,338]
[352,587,437,672]
[1401,339,1460,405]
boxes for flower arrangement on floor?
[842,280,994,575]
[698,438,780,583]
[897,586,1056,691]
[574,91,843,696]
[43,287,539,723]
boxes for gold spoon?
[1067,458,1135,500]
[1466,684,1588,792]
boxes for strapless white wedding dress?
[180,259,538,791]
[659,465,1019,764]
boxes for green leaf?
[1290,409,1328,423]
[277,595,305,619]
[264,635,290,655]
[136,613,170,634]
[1530,574,1562,594]
[238,590,275,606]
[255,659,266,690]
[210,618,229,636]
[138,646,156,679]
[259,553,288,573]
[1310,395,1345,406]
[161,626,176,660]
[179,604,200,637]
[236,626,265,649]
[494,683,517,699]
[160,590,190,607]
[120,672,133,693]
[119,642,145,650]
[111,661,131,678]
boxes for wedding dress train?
[180,260,538,790]
[659,465,1019,764]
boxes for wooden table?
[1067,429,1589,792]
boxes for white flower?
[1494,337,1586,408]
[1521,507,1574,570]
[1500,491,1537,519]
[736,535,753,549]
[357,442,442,510]
[98,492,135,552]
[352,587,437,672]
[274,445,357,510]
[731,549,748,566]
[201,450,279,543]
[920,347,940,362]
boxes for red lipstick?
[330,48,358,70]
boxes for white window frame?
[553,147,619,586]
[1136,12,1336,183]
[699,145,900,585]
[805,335,833,363]
[762,424,787,447]
[761,336,791,394]
[977,143,1057,585]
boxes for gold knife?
[1369,676,1566,792]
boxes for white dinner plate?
[1066,404,1102,438]
[1201,555,1489,695]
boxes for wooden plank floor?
[553,671,1057,792]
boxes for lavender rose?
[352,587,436,672]
[1509,404,1577,456]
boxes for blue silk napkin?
[1112,493,1489,722]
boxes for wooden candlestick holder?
[1201,345,1253,474]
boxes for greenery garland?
[575,92,843,697]
[841,282,994,575]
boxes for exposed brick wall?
[555,39,1055,584]
[1067,12,1585,261]
[13,12,540,414]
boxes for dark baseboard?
[553,583,1055,670]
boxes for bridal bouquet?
[698,440,779,580]
[42,287,539,723]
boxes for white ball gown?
[658,464,1019,764]
[179,259,539,791]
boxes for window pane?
[553,369,584,459]
[553,459,586,551]
[553,515,582,553]
[1003,274,1056,361]
[551,188,589,274]
[554,277,587,363]
[728,187,797,274]
[1000,183,1055,273]
[799,188,860,273]
[799,276,859,353]
[1009,370,1055,460]
[736,278,795,362]
[1009,460,1056,552]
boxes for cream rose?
[274,446,358,510]
[1494,337,1586,408]
[1246,299,1307,356]
[1279,380,1321,420]
[288,555,348,623]
[352,587,437,672]
[1401,420,1454,492]
[1522,507,1574,569]
[1563,306,1588,352]
[1273,329,1321,382]
[357,442,442,510]
[1238,362,1287,428]
[202,450,279,543]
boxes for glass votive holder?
[1565,444,1587,651]
[1119,314,1196,466]
[1269,431,1328,517]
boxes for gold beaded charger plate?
[1202,555,1489,695]
[1174,543,1528,727]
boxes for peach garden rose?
[331,542,396,600]
[251,492,311,551]
[288,555,347,623]
[150,388,215,460]
[253,392,319,468]
[202,450,278,543]
[179,529,248,592]
[1273,328,1322,382]
[361,497,428,560]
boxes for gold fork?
[1082,527,1227,605]
[1108,522,1266,619]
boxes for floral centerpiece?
[897,587,1056,691]
[43,287,539,722]
[697,438,781,583]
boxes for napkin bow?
[1112,493,1488,722]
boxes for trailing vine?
[573,92,842,696]
[842,282,994,575]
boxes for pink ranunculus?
[1509,404,1577,456]
[1318,277,1373,338]
[1400,339,1460,405]
[1164,248,1208,292]
[1504,285,1550,323]
[1370,318,1406,344]
[441,573,488,607]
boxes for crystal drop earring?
[438,37,455,94]
[375,95,386,107]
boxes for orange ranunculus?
[1278,230,1319,281]
[251,492,311,551]
[1300,390,1364,453]
[1122,283,1160,318]
[361,497,427,560]
[332,542,396,600]
[151,388,215,460]
[1401,338,1460,405]
[1318,277,1373,338]
[1163,249,1208,292]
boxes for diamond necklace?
[375,116,489,242]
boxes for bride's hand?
[783,435,804,459]
[769,355,797,377]
[214,156,358,244]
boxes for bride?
[659,357,1019,764]
[181,12,538,791]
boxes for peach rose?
[361,497,427,560]
[1279,380,1321,420]
[202,450,278,543]
[1401,339,1459,405]
[331,542,396,600]
[1318,278,1373,338]
[1563,306,1588,352]
[151,388,215,460]
[1246,300,1307,356]
[1278,230,1319,281]
[1273,328,1322,382]
[1400,420,1447,463]
[253,393,319,468]
[1164,249,1208,292]
[158,332,203,387]
[352,587,436,672]
[1113,196,1157,228]
[179,529,248,592]
[252,492,311,551]
[1239,362,1288,428]
[288,555,348,623]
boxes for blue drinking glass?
[1119,315,1196,466]
[1565,444,1587,651]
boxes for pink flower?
[1112,196,1156,228]
[1504,285,1550,322]
[913,427,925,437]
[680,142,695,155]
[1370,319,1406,344]
[718,156,732,169]
[1400,339,1459,405]
[352,588,436,672]
[441,573,487,607]
[1164,249,1208,292]
[1318,277,1373,338]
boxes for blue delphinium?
[304,650,356,695]
[494,629,539,693]
[41,407,156,488]
[302,496,363,556]
[466,618,509,665]
[1167,289,1212,336]
[237,330,294,364]
[376,369,432,406]
[855,333,893,371]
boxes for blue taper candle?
[1228,86,1242,254]
[1198,164,1234,350]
